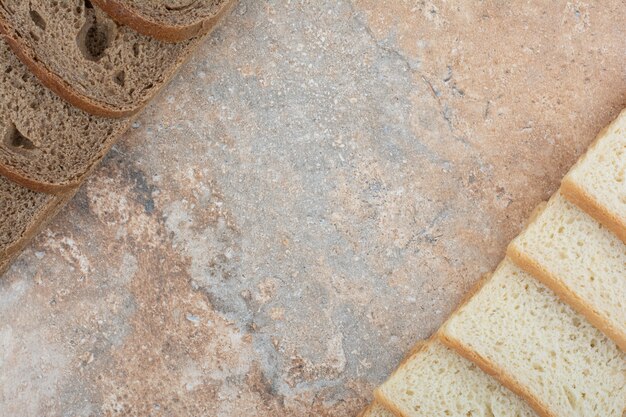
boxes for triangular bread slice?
[0,40,128,193]
[508,192,626,351]
[357,402,396,417]
[0,177,74,274]
[440,259,626,417]
[561,109,626,244]
[91,0,234,42]
[0,0,234,117]
[374,338,537,417]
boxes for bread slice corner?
[561,108,626,244]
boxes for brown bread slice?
[0,0,234,117]
[91,0,233,42]
[0,177,74,276]
[0,39,131,193]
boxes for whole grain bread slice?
[440,259,626,417]
[0,177,75,276]
[561,108,626,244]
[91,0,233,42]
[374,338,537,417]
[0,0,234,118]
[508,192,626,351]
[0,40,130,193]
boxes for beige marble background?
[1,1,625,416]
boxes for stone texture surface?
[1,1,625,416]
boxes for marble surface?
[1,1,625,416]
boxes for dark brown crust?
[507,242,626,352]
[91,0,237,43]
[0,113,135,194]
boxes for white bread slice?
[561,109,626,243]
[374,339,537,417]
[440,259,626,417]
[358,402,396,417]
[508,192,626,351]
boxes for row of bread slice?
[360,110,626,417]
[0,0,235,194]
[0,0,236,118]
[0,2,236,272]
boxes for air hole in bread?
[29,10,46,31]
[114,70,125,87]
[76,5,115,62]
[4,124,36,151]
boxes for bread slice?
[0,177,75,275]
[440,259,626,417]
[91,0,234,42]
[374,339,537,417]
[0,40,130,193]
[561,109,626,244]
[357,402,396,417]
[0,0,233,117]
[508,192,626,351]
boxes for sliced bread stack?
[0,0,236,275]
[361,110,626,417]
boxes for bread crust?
[91,0,237,43]
[507,243,626,352]
[0,17,136,118]
[373,341,430,417]
[437,332,554,417]
[0,112,136,194]
[436,264,554,417]
[561,177,626,244]
[560,108,626,245]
